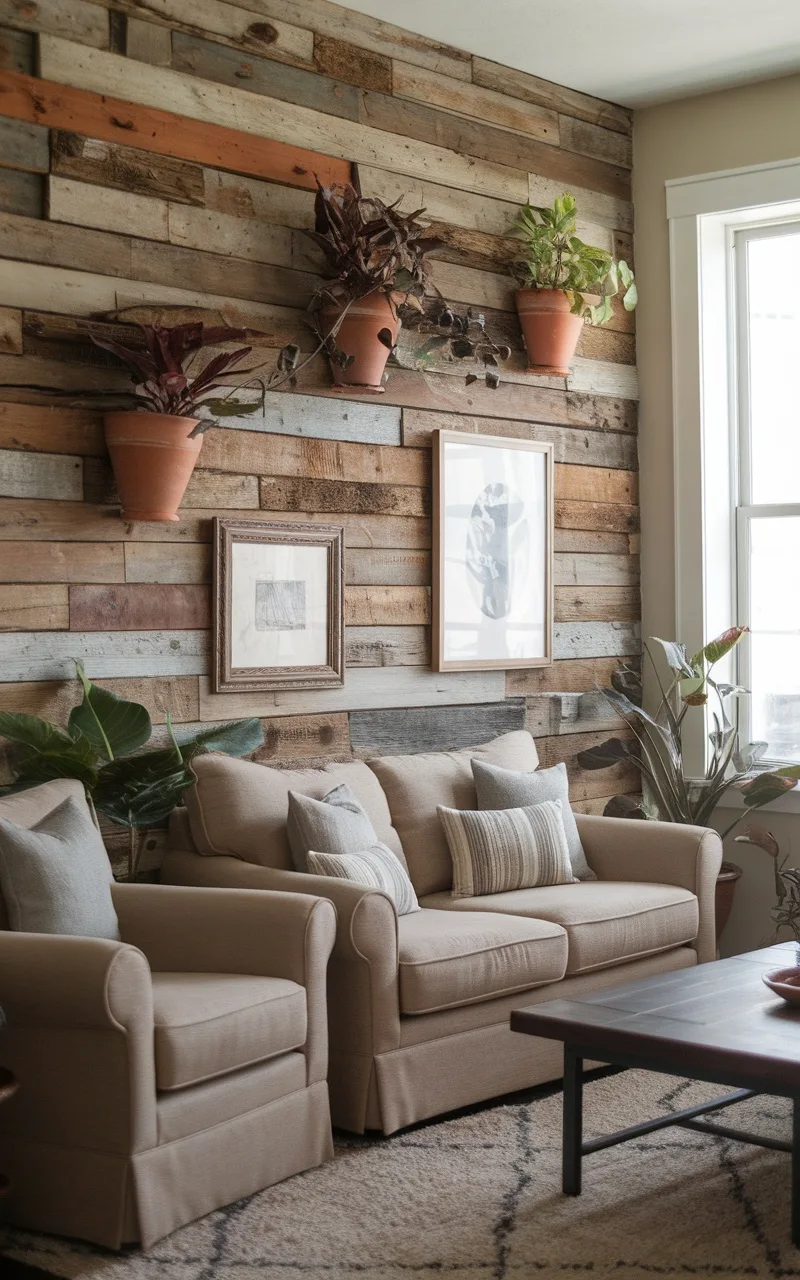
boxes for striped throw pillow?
[307,841,420,915]
[437,799,577,899]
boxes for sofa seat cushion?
[151,972,307,1091]
[397,907,567,1016]
[419,882,699,976]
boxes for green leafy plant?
[735,825,800,944]
[577,626,800,835]
[0,664,263,877]
[510,193,637,325]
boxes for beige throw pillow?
[438,799,577,899]
[307,842,420,915]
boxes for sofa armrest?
[575,814,722,963]
[161,850,402,1056]
[0,930,152,1031]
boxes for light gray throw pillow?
[0,795,120,938]
[307,841,420,915]
[287,783,379,873]
[471,758,596,881]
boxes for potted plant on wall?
[576,626,800,943]
[510,193,637,375]
[91,322,265,522]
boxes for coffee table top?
[511,943,800,1093]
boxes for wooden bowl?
[763,967,800,1005]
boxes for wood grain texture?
[559,114,632,168]
[0,68,351,190]
[345,625,429,667]
[49,173,170,241]
[253,711,351,763]
[0,401,105,455]
[525,690,623,737]
[392,60,558,143]
[345,585,430,626]
[0,628,210,680]
[0,0,108,48]
[51,130,206,204]
[201,429,425,485]
[471,56,632,135]
[0,115,48,173]
[125,16,172,65]
[0,307,21,354]
[84,459,260,511]
[556,500,639,533]
[0,24,34,72]
[349,699,525,756]
[0,168,42,217]
[0,540,125,582]
[0,583,69,630]
[400,410,637,469]
[346,549,430,586]
[537,728,638,801]
[507,655,635,696]
[313,34,391,92]
[69,583,211,631]
[103,0,315,66]
[124,542,212,584]
[554,552,639,587]
[0,449,83,500]
[556,465,637,504]
[0,673,199,722]
[553,621,640,660]
[554,585,640,622]
[259,476,430,517]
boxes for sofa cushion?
[397,907,566,1016]
[368,730,539,898]
[419,882,699,976]
[185,754,405,869]
[151,972,307,1090]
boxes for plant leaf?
[603,794,647,819]
[68,660,151,762]
[576,737,633,769]
[177,718,263,762]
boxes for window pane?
[749,515,800,761]
[746,233,800,503]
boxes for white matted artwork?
[213,519,344,692]
[432,431,554,671]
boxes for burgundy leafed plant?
[91,322,265,435]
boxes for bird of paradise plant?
[577,626,800,835]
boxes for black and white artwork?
[255,580,307,631]
[434,433,553,671]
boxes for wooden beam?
[0,68,351,190]
[0,306,20,354]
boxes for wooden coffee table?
[511,942,800,1244]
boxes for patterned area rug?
[2,1069,799,1279]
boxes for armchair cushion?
[151,972,307,1091]
[397,907,566,1015]
[420,881,698,976]
[0,794,119,939]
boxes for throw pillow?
[307,841,420,915]
[437,798,577,899]
[472,758,596,881]
[0,795,120,938]
[287,783,379,873]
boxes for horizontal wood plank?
[69,583,210,631]
[556,500,639,533]
[253,711,352,764]
[0,167,42,217]
[553,620,640,660]
[525,690,623,737]
[0,673,200,723]
[471,57,632,135]
[106,0,315,66]
[51,129,206,204]
[124,542,211,584]
[537,728,638,801]
[346,549,430,586]
[350,699,525,756]
[200,429,426,485]
[49,173,170,242]
[507,655,634,696]
[0,25,35,73]
[556,464,637,504]
[84,460,260,511]
[124,16,172,65]
[0,114,48,173]
[0,0,108,48]
[313,34,391,93]
[0,539,125,582]
[392,60,558,144]
[259,476,430,518]
[345,585,430,626]
[400,410,637,469]
[0,306,21,354]
[345,624,429,667]
[554,552,639,587]
[197,666,507,720]
[0,401,105,455]
[554,585,640,622]
[0,628,210,680]
[0,448,83,500]
[0,583,69,630]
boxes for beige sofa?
[162,730,722,1136]
[0,779,336,1249]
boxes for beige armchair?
[0,783,336,1250]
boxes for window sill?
[714,785,800,814]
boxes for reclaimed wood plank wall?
[0,0,641,863]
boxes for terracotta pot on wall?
[515,287,584,375]
[714,860,743,948]
[321,290,400,393]
[104,412,203,523]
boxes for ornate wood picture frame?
[213,518,345,693]
[432,430,554,672]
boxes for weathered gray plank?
[401,410,638,469]
[0,25,35,72]
[0,170,43,218]
[51,131,206,205]
[0,630,210,681]
[346,549,430,586]
[0,0,109,48]
[0,449,83,501]
[198,667,507,720]
[524,690,623,737]
[125,16,172,64]
[221,392,401,444]
[0,117,49,174]
[554,553,640,587]
[171,30,360,121]
[553,621,641,660]
[350,699,526,756]
[345,625,429,667]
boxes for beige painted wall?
[634,73,800,957]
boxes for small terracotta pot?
[714,860,743,947]
[104,411,202,523]
[321,290,400,393]
[515,288,584,375]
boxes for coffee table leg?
[563,1044,583,1196]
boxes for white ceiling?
[347,0,800,107]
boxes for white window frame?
[734,220,800,761]
[667,157,800,780]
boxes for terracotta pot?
[515,288,584,375]
[104,412,202,523]
[321,290,400,393]
[715,860,743,947]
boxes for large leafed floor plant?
[577,626,800,838]
[0,663,263,879]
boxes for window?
[734,222,800,763]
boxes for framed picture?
[432,430,554,672]
[212,519,344,693]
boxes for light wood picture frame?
[432,430,554,672]
[213,518,344,693]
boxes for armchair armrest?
[161,850,401,1056]
[114,881,336,1085]
[575,814,722,962]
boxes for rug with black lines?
[2,1070,799,1279]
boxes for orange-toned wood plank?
[0,70,351,191]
